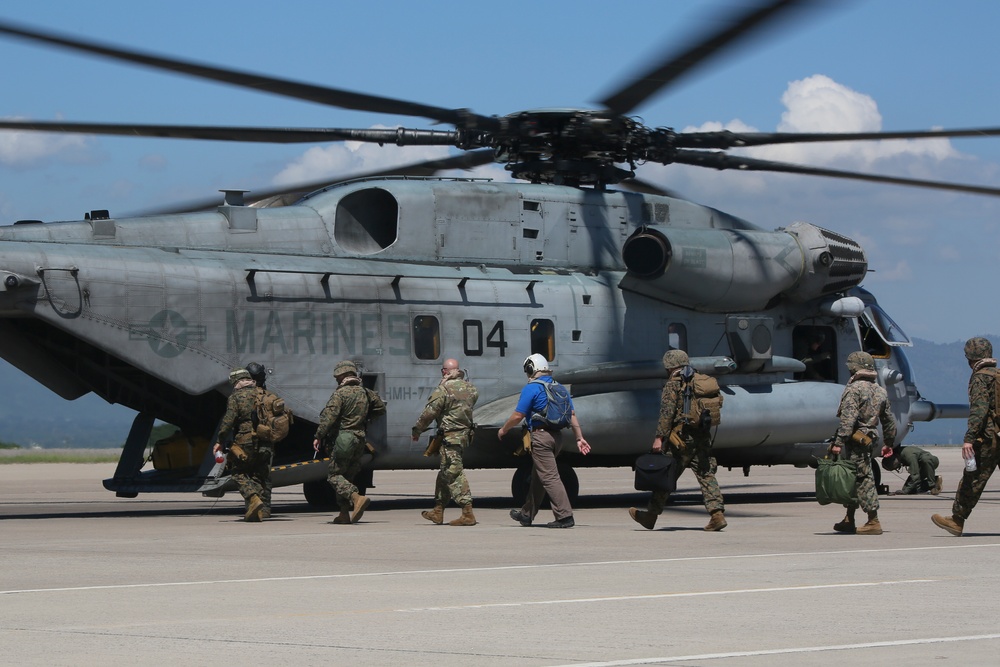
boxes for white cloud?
[678,75,961,171]
[872,259,913,282]
[0,119,93,167]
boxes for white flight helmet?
[523,353,550,376]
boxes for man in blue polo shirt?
[498,353,591,528]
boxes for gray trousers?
[520,428,572,521]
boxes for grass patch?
[0,451,121,464]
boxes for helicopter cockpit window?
[412,316,440,360]
[859,305,911,359]
[530,319,555,362]
[334,188,399,254]
[793,325,837,382]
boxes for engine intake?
[620,222,866,312]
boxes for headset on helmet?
[881,454,901,472]
[523,353,550,376]
[245,361,266,384]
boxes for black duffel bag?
[634,452,677,492]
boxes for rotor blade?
[616,177,684,199]
[0,20,497,130]
[599,0,817,115]
[674,127,1000,149]
[672,149,1000,197]
[138,149,497,215]
[0,120,462,145]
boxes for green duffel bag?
[815,456,859,506]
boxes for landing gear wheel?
[509,461,579,507]
[303,480,337,508]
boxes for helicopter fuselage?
[0,177,959,500]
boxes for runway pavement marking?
[1,543,995,596]
[395,578,935,612]
[546,633,1000,666]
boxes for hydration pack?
[529,379,573,429]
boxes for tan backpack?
[256,389,293,443]
[685,372,723,428]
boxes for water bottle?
[214,449,226,464]
[965,455,977,473]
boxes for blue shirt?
[515,376,575,430]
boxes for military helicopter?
[0,0,986,506]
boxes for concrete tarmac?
[2,447,999,666]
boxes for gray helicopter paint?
[0,177,957,497]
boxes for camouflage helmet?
[333,360,358,377]
[229,368,251,384]
[662,349,689,370]
[245,361,266,384]
[846,351,875,373]
[964,337,993,361]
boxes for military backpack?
[683,372,723,428]
[256,388,293,443]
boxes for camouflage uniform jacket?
[218,384,258,447]
[834,374,897,449]
[654,373,688,439]
[967,363,998,444]
[411,378,479,444]
[314,382,387,442]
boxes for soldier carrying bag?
[634,452,677,493]
[815,455,858,505]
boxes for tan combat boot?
[350,492,371,523]
[857,511,882,535]
[628,507,657,530]
[331,510,351,524]
[245,494,264,522]
[704,510,727,531]
[448,503,477,526]
[259,506,271,520]
[932,513,964,536]
[931,476,943,495]
[421,505,445,525]
[833,508,856,534]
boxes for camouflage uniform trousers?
[326,430,366,512]
[434,441,472,507]
[844,443,879,513]
[232,445,273,508]
[953,433,999,520]
[648,431,724,516]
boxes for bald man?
[412,358,480,526]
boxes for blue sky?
[1,0,998,345]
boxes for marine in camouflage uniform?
[629,349,727,532]
[829,351,897,536]
[933,337,997,536]
[312,360,387,524]
[246,362,275,518]
[412,358,479,526]
[212,368,268,522]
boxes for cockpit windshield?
[861,304,912,348]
